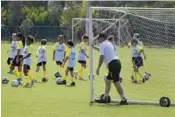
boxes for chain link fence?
[1,26,72,43]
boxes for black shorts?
[132,57,143,68]
[67,67,74,71]
[12,55,23,66]
[7,57,13,65]
[23,64,30,70]
[56,61,62,65]
[106,59,121,82]
[37,61,47,66]
[78,60,86,64]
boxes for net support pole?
[118,19,121,46]
[88,6,94,103]
[72,19,74,42]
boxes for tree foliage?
[1,1,175,26]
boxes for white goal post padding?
[87,7,175,103]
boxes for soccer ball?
[2,77,9,84]
[100,94,111,103]
[144,73,150,81]
[42,77,48,82]
[56,77,63,84]
[11,80,19,87]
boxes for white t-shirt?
[67,48,76,68]
[131,41,143,57]
[23,45,33,65]
[78,42,87,61]
[53,42,66,62]
[15,41,23,56]
[99,40,119,66]
[37,45,47,63]
[9,41,17,58]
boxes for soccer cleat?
[17,78,22,85]
[70,82,75,86]
[119,99,128,105]
[55,72,62,78]
[7,71,13,75]
[24,83,32,88]
[142,78,145,83]
[31,80,36,85]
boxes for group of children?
[6,31,150,88]
[6,32,89,87]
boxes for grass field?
[1,43,175,117]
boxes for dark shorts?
[132,57,143,68]
[56,61,62,65]
[23,64,30,70]
[106,59,121,82]
[67,67,74,71]
[12,55,23,66]
[7,57,13,65]
[37,61,47,66]
[78,60,86,64]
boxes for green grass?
[1,43,175,117]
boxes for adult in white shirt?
[94,33,127,105]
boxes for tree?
[60,1,86,27]
[8,1,23,25]
[20,18,34,36]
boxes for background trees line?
[2,1,175,27]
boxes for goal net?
[72,18,126,45]
[87,7,175,104]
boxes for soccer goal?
[87,7,175,106]
[72,18,128,45]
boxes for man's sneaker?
[119,99,128,105]
[7,71,13,75]
[70,82,75,86]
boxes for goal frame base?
[93,98,175,106]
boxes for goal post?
[88,7,175,103]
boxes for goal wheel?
[100,94,111,103]
[159,97,171,107]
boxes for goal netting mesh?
[73,7,175,103]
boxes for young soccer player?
[20,35,35,87]
[62,40,76,86]
[8,32,25,84]
[7,33,17,65]
[95,33,127,105]
[77,34,89,80]
[130,34,151,83]
[53,35,66,77]
[35,39,48,81]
